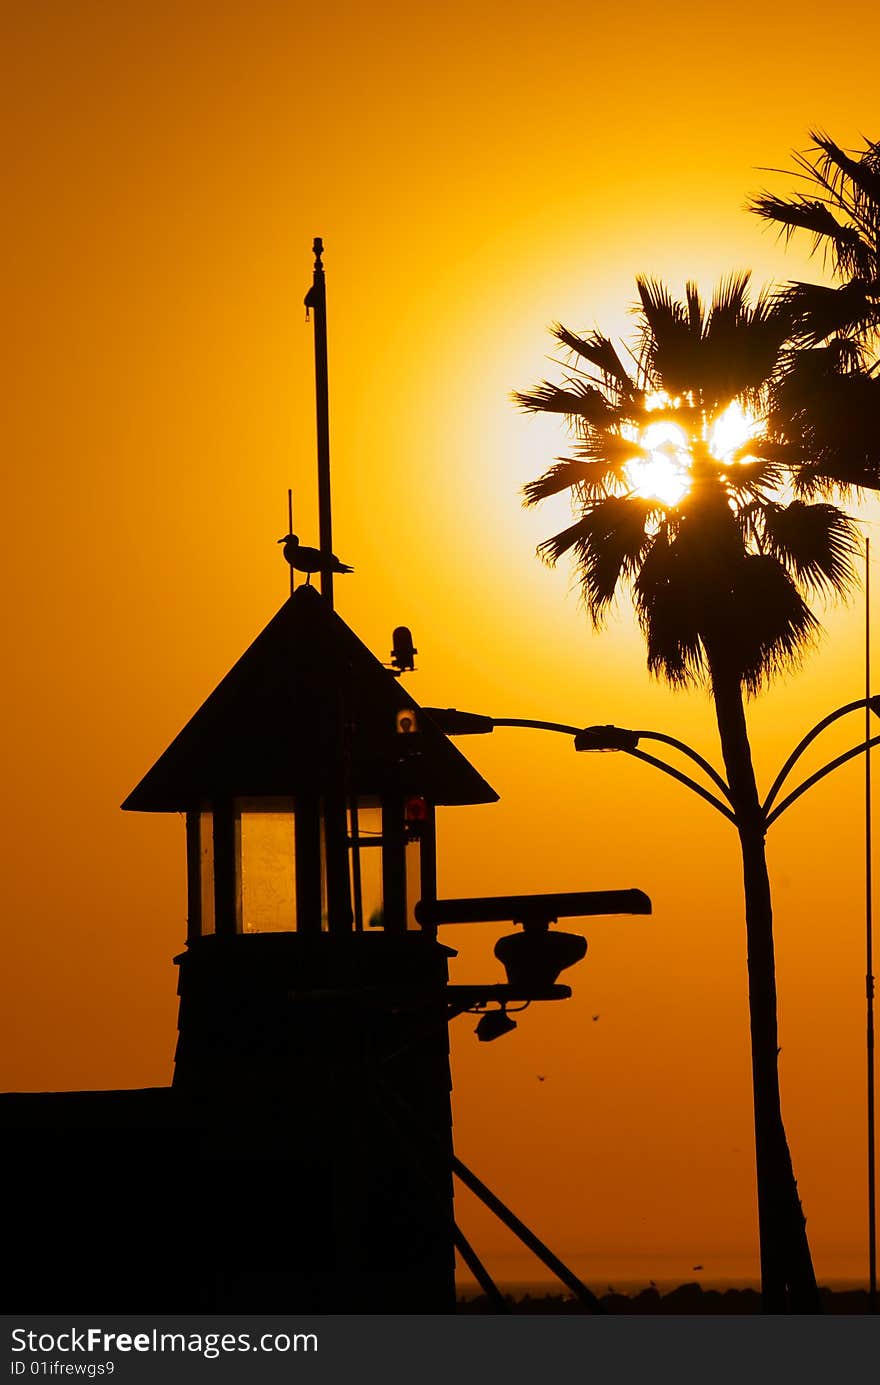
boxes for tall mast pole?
[867,538,877,1310]
[304,237,351,932]
[305,236,334,609]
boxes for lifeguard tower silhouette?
[122,579,499,1311]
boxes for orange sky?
[3,0,880,1290]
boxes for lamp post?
[425,697,880,1307]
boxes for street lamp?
[427,708,739,821]
[427,702,880,830]
[578,700,880,1312]
[425,696,880,1306]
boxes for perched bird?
[277,533,354,584]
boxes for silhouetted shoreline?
[458,1284,873,1314]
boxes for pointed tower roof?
[122,585,498,811]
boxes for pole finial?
[305,238,325,319]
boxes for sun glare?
[708,399,762,464]
[625,419,690,505]
[624,397,763,507]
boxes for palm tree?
[750,132,880,492]
[516,274,860,1312]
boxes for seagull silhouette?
[277,533,354,584]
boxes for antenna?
[287,489,294,598]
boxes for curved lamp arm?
[766,733,880,828]
[428,710,736,823]
[763,697,880,816]
[622,747,738,825]
[629,730,734,804]
[491,717,582,736]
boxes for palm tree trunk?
[709,654,820,1312]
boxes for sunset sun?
[624,397,764,507]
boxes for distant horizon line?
[457,1275,872,1296]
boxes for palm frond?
[750,131,880,302]
[757,501,860,595]
[708,271,754,321]
[512,380,615,425]
[570,432,650,468]
[634,528,707,686]
[744,438,809,471]
[538,496,657,623]
[523,459,621,506]
[809,131,880,213]
[727,556,820,694]
[722,455,787,497]
[697,276,789,404]
[685,281,704,335]
[635,276,688,332]
[634,275,702,396]
[550,325,634,393]
[790,137,879,251]
[750,195,870,273]
[769,348,880,490]
[777,280,879,346]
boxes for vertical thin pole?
[324,690,353,935]
[867,537,877,1311]
[185,811,202,944]
[350,799,364,932]
[287,489,294,598]
[212,800,241,937]
[294,788,323,935]
[305,237,333,610]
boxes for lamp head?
[390,626,417,673]
[494,925,587,993]
[574,724,640,753]
[475,1008,518,1042]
